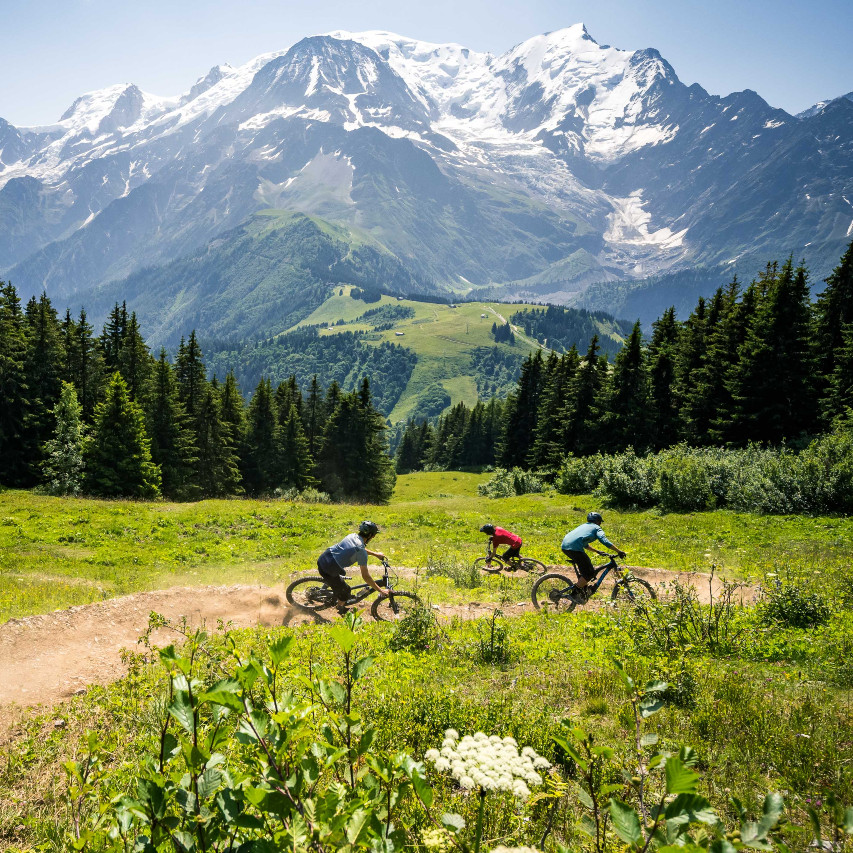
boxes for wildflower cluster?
[425,729,551,799]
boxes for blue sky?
[2,0,851,126]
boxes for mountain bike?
[531,550,655,612]
[285,558,421,621]
[473,547,547,575]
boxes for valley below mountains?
[1,24,852,336]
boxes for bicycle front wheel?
[518,558,547,575]
[474,556,504,575]
[371,591,422,622]
[531,573,577,613]
[285,576,336,611]
[611,577,656,605]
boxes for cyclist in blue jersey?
[316,521,390,614]
[561,512,626,603]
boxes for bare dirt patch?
[0,566,757,731]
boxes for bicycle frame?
[566,556,627,598]
[344,559,395,603]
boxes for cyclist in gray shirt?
[317,521,390,613]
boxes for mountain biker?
[561,512,626,602]
[480,523,523,563]
[317,521,390,614]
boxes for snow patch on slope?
[605,191,687,249]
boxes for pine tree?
[303,375,324,459]
[41,381,86,496]
[85,372,160,498]
[244,378,279,494]
[646,307,681,450]
[529,347,579,468]
[100,302,128,376]
[0,282,30,485]
[395,420,422,473]
[562,336,607,456]
[220,372,247,476]
[23,292,65,483]
[673,296,711,442]
[600,322,650,452]
[500,350,544,467]
[119,312,152,401]
[278,404,314,489]
[176,331,207,423]
[195,384,242,497]
[728,259,815,444]
[814,241,853,419]
[145,350,198,500]
[481,397,503,466]
[70,308,102,424]
[824,323,853,419]
[316,379,395,502]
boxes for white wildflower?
[434,757,451,772]
[533,756,551,770]
[445,729,459,741]
[425,749,440,762]
[460,775,475,790]
[526,771,542,786]
[521,747,537,758]
[503,736,518,747]
[512,779,531,799]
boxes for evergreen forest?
[0,294,395,503]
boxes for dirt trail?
[0,567,756,728]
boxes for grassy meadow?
[290,288,623,422]
[2,471,853,622]
[3,471,853,850]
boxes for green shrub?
[389,602,440,652]
[759,582,831,629]
[556,453,607,494]
[657,452,716,512]
[477,467,545,498]
[594,448,658,508]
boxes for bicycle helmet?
[358,520,380,538]
[587,512,603,525]
[479,524,496,535]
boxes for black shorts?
[318,550,351,603]
[501,545,522,560]
[563,549,595,581]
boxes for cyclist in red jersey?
[479,523,523,563]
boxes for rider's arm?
[594,529,626,557]
[359,562,388,595]
[365,547,386,560]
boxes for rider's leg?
[502,545,521,561]
[563,549,595,591]
[318,566,352,611]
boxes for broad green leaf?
[613,659,635,693]
[346,807,370,843]
[411,767,434,808]
[553,734,587,769]
[707,842,738,853]
[215,789,243,824]
[664,793,717,826]
[197,767,222,801]
[318,679,347,707]
[168,691,195,736]
[679,745,699,767]
[639,697,664,718]
[641,733,659,747]
[352,655,375,682]
[665,756,699,795]
[757,792,785,836]
[645,680,669,694]
[590,745,614,759]
[575,784,594,810]
[441,813,465,833]
[199,679,244,712]
[269,635,293,667]
[844,807,853,834]
[329,623,357,654]
[580,814,597,838]
[159,645,190,675]
[356,727,376,757]
[609,797,643,846]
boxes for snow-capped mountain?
[1,25,851,322]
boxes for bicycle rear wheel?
[611,577,656,605]
[285,576,336,611]
[474,556,504,575]
[518,558,546,575]
[371,591,422,622]
[531,573,577,613]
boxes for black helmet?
[479,524,496,535]
[587,512,603,525]
[359,520,380,538]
